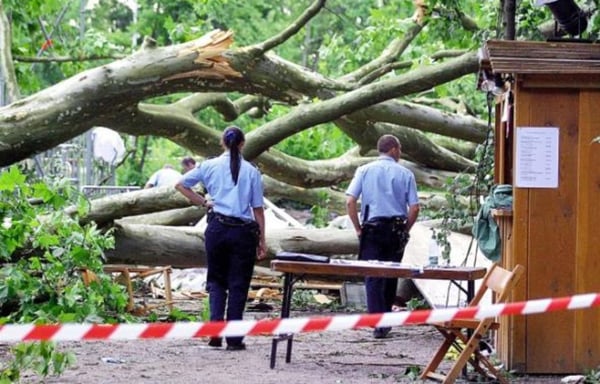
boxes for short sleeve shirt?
[147,168,182,187]
[345,155,419,220]
[180,152,263,221]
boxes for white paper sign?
[515,127,559,188]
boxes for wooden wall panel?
[495,101,513,185]
[525,90,579,373]
[574,90,600,370]
[496,211,515,366]
[495,103,505,185]
[507,81,532,372]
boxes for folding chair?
[420,263,525,384]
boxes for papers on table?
[329,258,456,271]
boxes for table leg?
[281,272,293,318]
[467,280,475,304]
[448,279,475,306]
[270,272,294,369]
[463,279,476,378]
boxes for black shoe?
[373,327,391,339]
[208,337,222,347]
[226,343,246,351]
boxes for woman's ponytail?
[222,126,245,185]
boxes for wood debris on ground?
[150,284,207,300]
[102,264,347,315]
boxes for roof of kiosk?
[482,39,600,74]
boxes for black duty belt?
[362,216,408,233]
[210,211,255,227]
[365,216,407,225]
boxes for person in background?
[181,156,196,173]
[144,164,182,188]
[345,134,420,339]
[175,126,266,351]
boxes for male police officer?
[345,134,420,339]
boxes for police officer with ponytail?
[176,126,266,351]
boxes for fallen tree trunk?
[116,206,203,226]
[106,223,359,268]
[75,165,461,228]
[105,222,479,271]
[72,185,207,227]
[106,224,205,267]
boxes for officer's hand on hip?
[256,239,267,261]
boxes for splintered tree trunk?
[0,26,480,171]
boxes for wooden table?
[269,258,487,369]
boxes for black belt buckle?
[392,217,407,232]
[393,216,407,227]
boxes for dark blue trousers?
[204,217,258,346]
[360,221,406,314]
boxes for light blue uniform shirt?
[345,155,419,221]
[181,152,263,221]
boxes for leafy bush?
[0,166,131,381]
[0,342,75,383]
[0,166,129,323]
[585,366,600,383]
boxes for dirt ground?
[3,302,566,384]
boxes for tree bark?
[116,206,203,226]
[337,118,477,171]
[345,100,486,144]
[105,221,475,270]
[0,1,20,103]
[106,223,206,267]
[503,0,516,40]
[106,223,359,268]
[71,185,207,227]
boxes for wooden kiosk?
[483,40,600,374]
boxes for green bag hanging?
[472,184,513,262]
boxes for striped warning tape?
[0,292,598,342]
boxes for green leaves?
[0,341,75,382]
[308,191,331,228]
[0,167,128,325]
[0,166,27,192]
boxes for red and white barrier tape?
[1,292,599,342]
